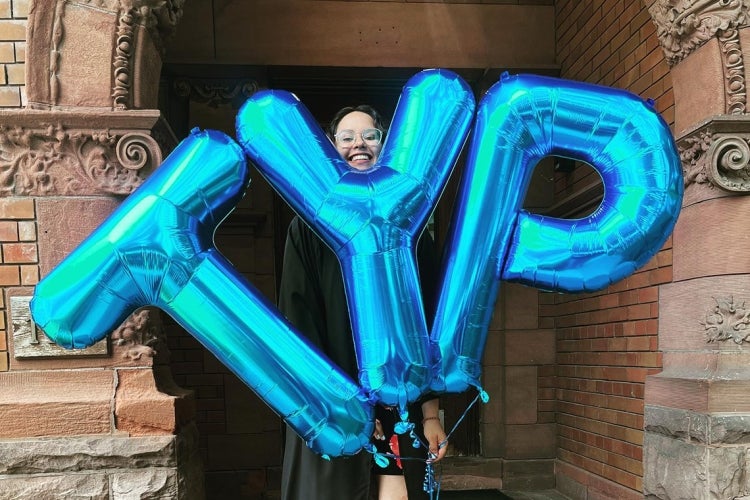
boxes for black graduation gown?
[278,216,438,500]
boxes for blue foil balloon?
[431,73,683,394]
[236,69,475,415]
[30,128,374,457]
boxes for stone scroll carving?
[703,296,750,344]
[649,0,749,67]
[0,110,174,196]
[678,116,750,192]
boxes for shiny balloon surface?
[237,69,476,414]
[430,73,683,394]
[31,71,683,458]
[30,128,374,457]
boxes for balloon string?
[443,387,489,445]
[369,387,489,498]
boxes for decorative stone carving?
[113,9,136,110]
[49,0,66,106]
[679,129,712,186]
[719,28,747,114]
[77,0,186,44]
[173,78,259,108]
[677,115,750,191]
[0,110,176,196]
[123,0,186,50]
[111,308,167,361]
[111,1,186,110]
[649,0,749,67]
[704,296,750,343]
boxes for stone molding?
[649,0,750,68]
[173,77,259,108]
[0,109,176,196]
[677,114,750,193]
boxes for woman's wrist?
[422,416,440,424]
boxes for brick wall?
[0,0,26,107]
[551,1,673,497]
[0,199,37,372]
[0,1,30,372]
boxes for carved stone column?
[26,0,184,110]
[0,1,203,498]
[645,1,750,498]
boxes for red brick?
[649,266,672,285]
[17,220,35,241]
[5,61,22,84]
[0,84,20,106]
[20,264,37,285]
[625,335,654,351]
[0,264,19,285]
[14,40,24,62]
[637,286,658,303]
[0,221,17,241]
[0,198,33,218]
[2,242,36,263]
[0,19,26,40]
[626,303,652,320]
[12,0,29,18]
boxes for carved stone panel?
[10,295,108,359]
[0,109,176,196]
[704,296,750,344]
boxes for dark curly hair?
[326,104,387,141]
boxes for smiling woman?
[328,104,387,171]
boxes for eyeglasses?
[334,128,383,147]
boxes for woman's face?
[334,111,383,171]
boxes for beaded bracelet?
[422,416,440,424]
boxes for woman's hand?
[372,419,386,441]
[421,399,447,463]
